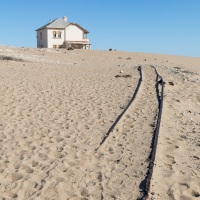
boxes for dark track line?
[95,66,143,151]
[141,65,164,200]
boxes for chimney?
[63,16,67,21]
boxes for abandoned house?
[36,16,90,49]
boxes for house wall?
[37,29,48,48]
[65,25,83,41]
[36,25,90,49]
[47,29,65,48]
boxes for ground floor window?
[53,45,62,49]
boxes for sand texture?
[0,46,199,199]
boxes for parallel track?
[96,65,164,199]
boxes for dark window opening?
[58,31,61,38]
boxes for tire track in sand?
[95,66,159,199]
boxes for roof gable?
[47,18,70,29]
[36,18,70,31]
[36,18,89,33]
[71,23,89,34]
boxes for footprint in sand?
[165,155,176,165]
[6,172,23,182]
[81,188,89,198]
[109,147,115,154]
[169,182,200,199]
[179,183,190,191]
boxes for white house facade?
[36,16,90,49]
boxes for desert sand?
[0,46,199,199]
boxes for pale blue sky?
[0,0,199,57]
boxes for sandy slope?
[0,46,199,199]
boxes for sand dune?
[0,46,199,199]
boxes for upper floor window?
[83,33,87,39]
[58,31,61,38]
[53,31,57,38]
[53,31,62,38]
[40,32,42,39]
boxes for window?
[40,32,42,39]
[58,31,61,38]
[83,33,87,39]
[53,31,57,38]
[52,31,62,38]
